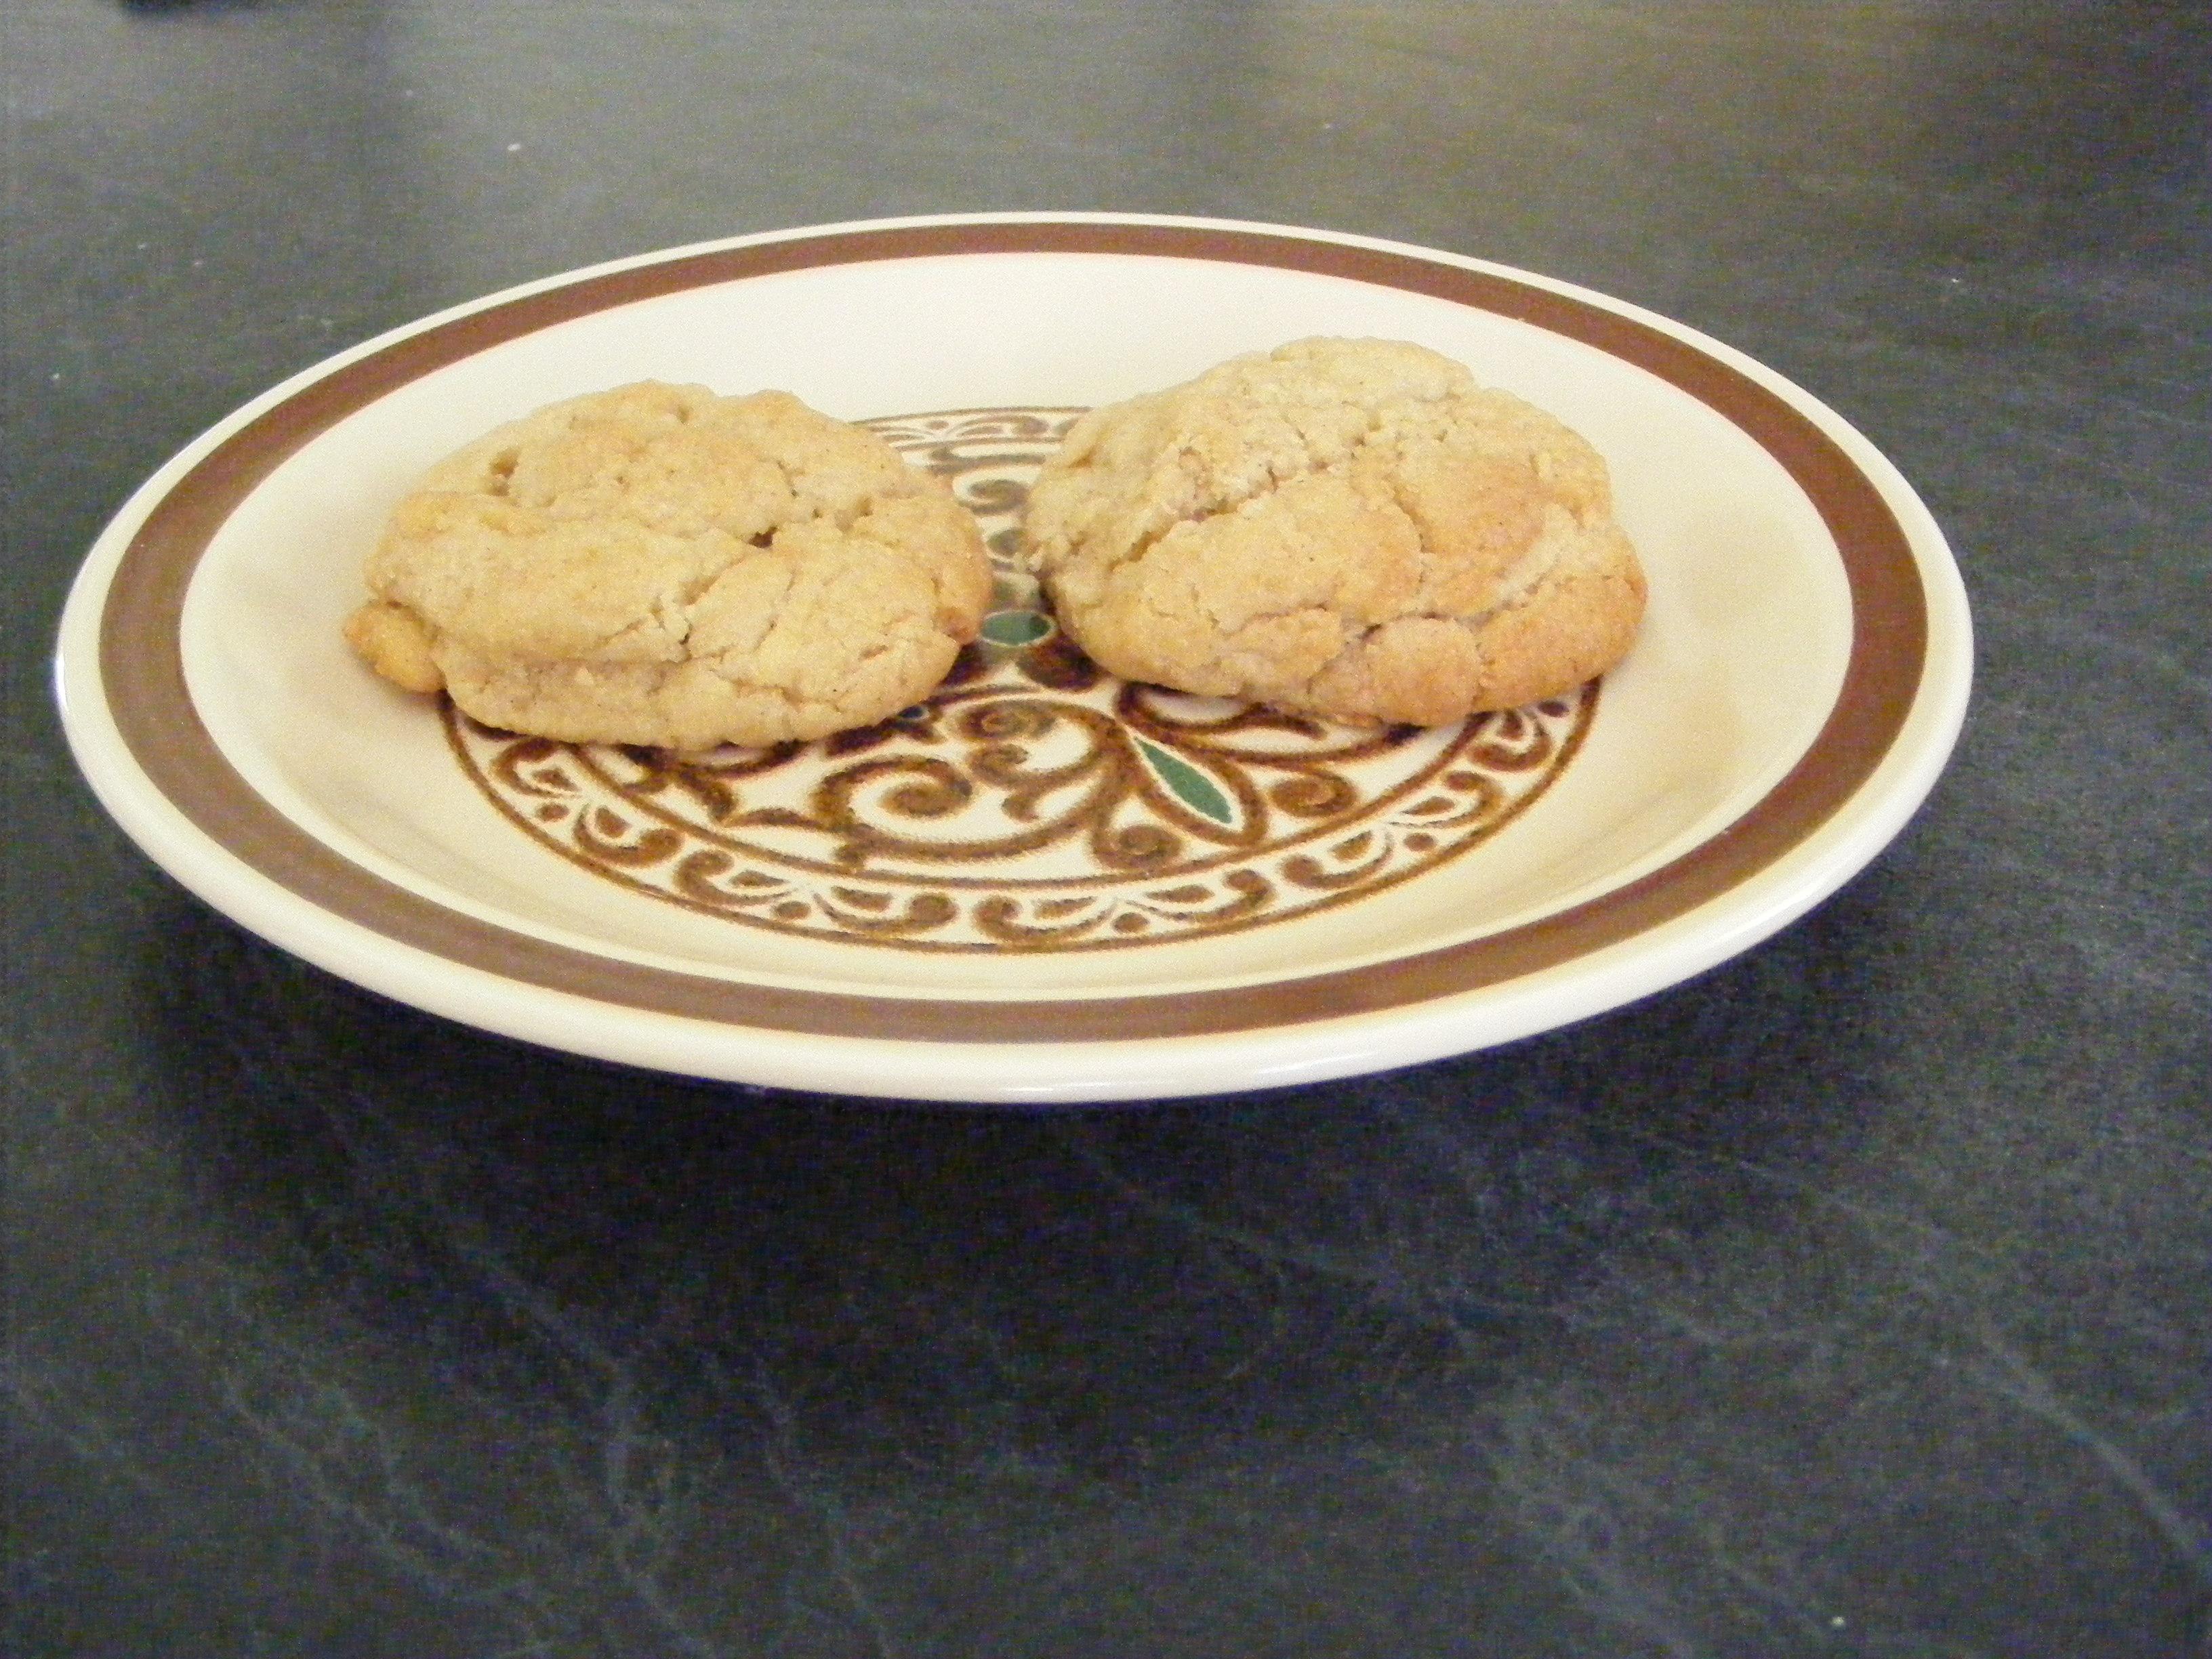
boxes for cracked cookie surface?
[344,381,992,750]
[1021,337,1646,724]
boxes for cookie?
[344,381,992,750]
[1021,337,1646,724]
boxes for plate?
[53,213,1971,1103]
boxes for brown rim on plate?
[98,221,1927,1044]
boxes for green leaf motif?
[1136,739,1235,827]
[979,609,1053,647]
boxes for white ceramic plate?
[54,213,1971,1103]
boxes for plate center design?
[445,408,1597,951]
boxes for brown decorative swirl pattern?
[445,409,1599,951]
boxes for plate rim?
[53,211,1973,1101]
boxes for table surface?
[5,3,2207,1655]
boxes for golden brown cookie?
[344,381,992,750]
[1021,337,1646,724]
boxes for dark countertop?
[5,3,2207,1654]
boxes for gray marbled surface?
[4,2,2207,1655]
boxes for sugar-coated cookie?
[1021,338,1645,724]
[345,382,992,750]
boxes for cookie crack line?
[1103,426,1565,642]
[1090,392,1421,579]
